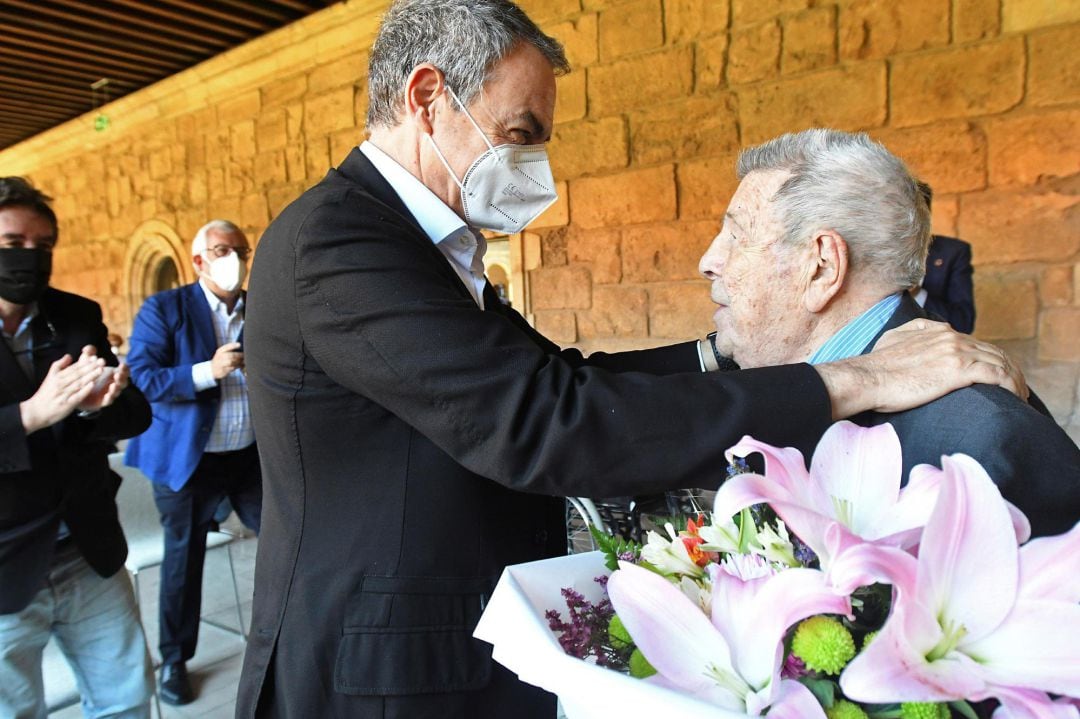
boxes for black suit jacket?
[0,288,151,614]
[851,294,1079,537]
[237,147,834,718]
[922,235,975,334]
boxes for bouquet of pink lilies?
[548,421,1080,719]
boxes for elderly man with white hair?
[699,128,1080,537]
[124,219,262,706]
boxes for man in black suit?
[237,2,1024,717]
[0,177,154,717]
[699,129,1079,537]
[913,181,976,333]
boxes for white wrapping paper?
[474,552,734,717]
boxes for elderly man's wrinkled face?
[698,170,815,369]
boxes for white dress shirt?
[191,279,253,452]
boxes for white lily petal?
[765,679,830,719]
[1016,521,1080,602]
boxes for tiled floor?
[46,517,257,719]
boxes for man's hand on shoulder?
[816,319,1027,420]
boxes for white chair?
[107,453,247,641]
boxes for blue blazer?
[125,282,223,491]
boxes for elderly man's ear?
[803,231,848,313]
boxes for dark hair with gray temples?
[366,0,570,129]
[737,129,931,290]
[0,176,58,237]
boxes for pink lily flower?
[606,560,850,716]
[837,454,1080,718]
[712,421,1030,575]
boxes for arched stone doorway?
[123,220,192,328]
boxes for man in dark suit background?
[124,219,262,706]
[236,2,1025,717]
[698,129,1079,537]
[0,177,153,718]
[912,181,976,334]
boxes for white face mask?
[206,251,246,293]
[426,87,558,235]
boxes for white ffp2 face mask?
[426,87,558,235]
[207,251,246,293]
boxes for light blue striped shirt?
[807,293,902,365]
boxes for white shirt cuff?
[696,339,707,373]
[192,361,218,392]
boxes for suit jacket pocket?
[334,575,493,696]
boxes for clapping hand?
[77,348,131,413]
[19,345,106,434]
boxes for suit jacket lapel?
[185,282,218,354]
[0,330,33,402]
[861,293,927,355]
[335,147,477,305]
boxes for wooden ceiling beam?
[28,0,240,47]
[0,47,152,85]
[3,29,179,73]
[0,18,197,66]
[160,0,293,29]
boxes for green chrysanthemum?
[861,630,878,650]
[900,702,951,719]
[791,616,856,675]
[825,699,870,719]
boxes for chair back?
[109,452,167,572]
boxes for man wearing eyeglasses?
[0,176,154,718]
[124,219,262,706]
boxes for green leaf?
[608,614,632,650]
[800,676,837,709]
[948,701,979,719]
[628,648,656,678]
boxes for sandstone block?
[782,7,837,75]
[534,310,578,344]
[629,94,739,166]
[256,109,289,153]
[676,152,743,221]
[622,221,715,282]
[148,150,173,181]
[286,103,304,140]
[570,165,677,229]
[839,0,949,60]
[532,181,570,230]
[695,34,728,92]
[555,72,587,124]
[959,188,1080,264]
[1038,308,1080,361]
[567,227,621,284]
[1040,265,1074,307]
[217,91,261,127]
[330,128,361,165]
[1029,24,1080,107]
[549,117,628,180]
[304,86,357,138]
[890,39,1025,128]
[1003,0,1080,32]
[664,0,729,44]
[261,74,308,109]
[731,0,808,26]
[540,227,569,266]
[268,184,305,219]
[985,110,1080,186]
[241,193,269,229]
[577,285,648,338]
[354,80,370,133]
[308,52,366,95]
[873,121,987,194]
[587,46,693,117]
[530,265,593,310]
[599,0,663,61]
[727,20,780,85]
[931,194,960,237]
[254,151,288,187]
[974,271,1038,340]
[285,142,306,183]
[549,13,599,69]
[206,167,225,203]
[306,138,331,180]
[516,0,581,24]
[738,63,886,144]
[954,0,1001,42]
[230,121,257,160]
[648,282,714,338]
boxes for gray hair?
[366,0,569,129]
[191,219,242,257]
[737,129,930,289]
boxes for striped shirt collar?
[807,293,902,365]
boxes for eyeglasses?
[205,245,252,261]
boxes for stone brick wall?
[0,0,1077,436]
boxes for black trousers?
[152,443,262,665]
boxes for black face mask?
[0,247,52,305]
